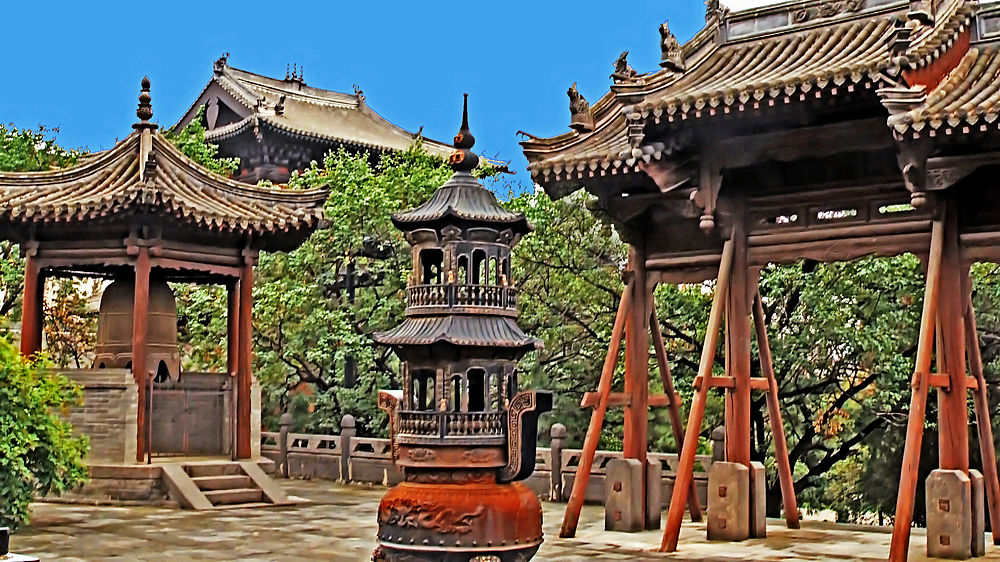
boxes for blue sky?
[3,1,717,191]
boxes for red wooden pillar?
[236,255,255,459]
[889,214,944,561]
[936,204,970,471]
[623,247,650,519]
[132,246,151,463]
[19,248,43,357]
[227,280,239,376]
[726,224,752,466]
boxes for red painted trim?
[903,28,972,91]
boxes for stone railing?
[262,415,712,506]
[405,284,517,312]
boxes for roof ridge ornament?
[568,83,594,133]
[659,21,686,73]
[214,53,229,75]
[611,51,645,85]
[448,94,479,172]
[706,0,729,23]
[660,20,687,73]
[133,76,158,131]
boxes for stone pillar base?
[606,458,644,532]
[749,461,767,538]
[926,468,986,559]
[708,461,750,541]
[646,458,662,530]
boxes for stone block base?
[749,461,766,539]
[926,468,983,559]
[646,459,662,530]
[708,461,750,541]
[605,458,644,532]
[57,464,168,505]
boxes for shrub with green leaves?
[0,338,88,530]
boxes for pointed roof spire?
[133,76,158,131]
[448,94,479,172]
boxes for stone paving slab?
[10,479,1000,561]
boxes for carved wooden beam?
[894,136,933,208]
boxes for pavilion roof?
[391,171,531,233]
[521,0,977,187]
[0,129,328,237]
[887,44,1000,135]
[374,315,542,350]
[180,59,454,159]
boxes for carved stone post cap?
[550,423,567,439]
[279,412,294,427]
[341,413,356,430]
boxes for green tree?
[0,125,85,323]
[0,337,88,529]
[162,108,239,176]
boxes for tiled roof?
[0,131,327,236]
[521,0,976,184]
[188,63,454,159]
[888,45,1000,134]
[374,315,542,349]
[391,171,531,232]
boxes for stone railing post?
[278,412,294,478]
[711,425,726,462]
[550,423,567,501]
[340,414,356,483]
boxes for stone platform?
[14,479,1000,561]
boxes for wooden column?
[132,246,151,463]
[19,247,43,357]
[752,291,800,529]
[726,224,752,466]
[889,213,944,561]
[661,238,734,552]
[236,255,255,459]
[623,248,650,519]
[936,204,969,472]
[227,280,239,376]
[559,284,632,537]
[651,308,704,521]
[965,299,1000,545]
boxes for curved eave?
[521,0,976,190]
[0,130,328,241]
[374,315,543,351]
[889,45,1000,136]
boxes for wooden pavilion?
[0,78,326,463]
[522,0,1000,559]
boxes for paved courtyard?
[11,478,1000,561]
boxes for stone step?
[203,488,263,505]
[191,475,253,491]
[184,462,243,478]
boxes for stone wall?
[261,417,712,506]
[58,369,137,464]
[61,465,168,504]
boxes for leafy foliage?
[0,124,82,172]
[43,279,101,369]
[162,108,239,177]
[0,337,88,530]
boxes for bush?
[0,338,87,530]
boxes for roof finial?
[448,94,479,172]
[133,76,157,130]
[285,64,291,81]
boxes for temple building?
[175,56,454,184]
[0,78,326,508]
[523,0,1000,559]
